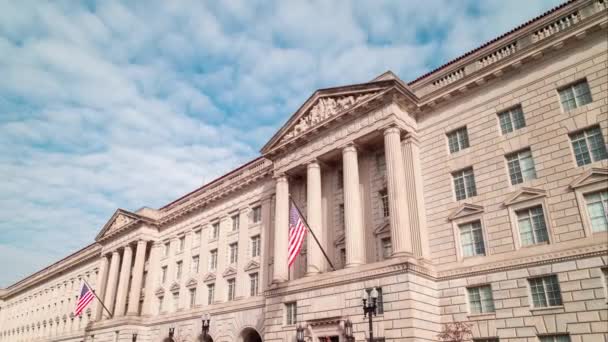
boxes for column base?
[305,271,320,277]
[345,262,363,269]
[391,251,415,259]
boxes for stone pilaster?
[143,242,162,315]
[384,126,413,257]
[103,250,121,319]
[93,255,109,321]
[402,135,430,259]
[342,144,366,267]
[272,174,289,283]
[306,160,324,275]
[127,240,147,315]
[114,245,133,317]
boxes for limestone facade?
[1,1,607,341]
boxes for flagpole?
[289,196,336,271]
[82,278,113,319]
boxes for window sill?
[209,238,218,243]
[521,241,550,249]
[530,305,564,314]
[467,312,496,320]
[249,222,262,229]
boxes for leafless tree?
[437,322,472,342]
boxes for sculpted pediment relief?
[244,260,260,272]
[108,214,133,233]
[448,203,485,221]
[570,167,608,189]
[95,208,157,241]
[503,187,546,206]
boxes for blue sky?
[0,0,564,287]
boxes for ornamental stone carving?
[108,214,132,232]
[284,92,378,140]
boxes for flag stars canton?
[74,283,94,316]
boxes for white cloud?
[0,0,563,287]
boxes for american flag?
[74,282,95,316]
[288,200,308,267]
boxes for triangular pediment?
[154,287,165,297]
[244,260,260,272]
[185,278,198,289]
[203,272,216,283]
[570,168,608,189]
[261,76,418,155]
[169,282,180,293]
[374,222,390,235]
[222,266,237,278]
[503,187,546,206]
[448,203,485,221]
[95,209,156,241]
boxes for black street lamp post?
[132,333,137,342]
[200,313,211,341]
[361,288,379,342]
[344,319,354,342]
[163,327,175,342]
[296,323,305,342]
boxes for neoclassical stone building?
[1,0,607,341]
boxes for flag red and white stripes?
[74,282,95,316]
[288,200,308,267]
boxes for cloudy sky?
[0,0,564,287]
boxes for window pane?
[499,111,513,134]
[512,107,526,129]
[586,127,608,162]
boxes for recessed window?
[452,168,477,200]
[231,214,240,231]
[459,221,486,257]
[210,222,220,239]
[447,127,470,154]
[602,268,608,298]
[569,126,607,166]
[178,236,185,252]
[229,243,238,264]
[285,302,297,325]
[193,230,201,247]
[559,79,592,111]
[506,149,536,185]
[467,285,495,314]
[339,204,345,227]
[529,275,562,308]
[250,273,259,296]
[157,296,164,314]
[191,255,200,274]
[251,235,261,257]
[584,190,608,232]
[175,261,183,280]
[381,237,392,259]
[209,250,218,271]
[516,206,549,246]
[163,242,170,257]
[227,279,236,301]
[161,266,167,284]
[539,334,570,342]
[340,248,346,267]
[207,284,215,305]
[252,206,262,223]
[498,105,526,134]
[189,288,196,308]
[380,189,389,217]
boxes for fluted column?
[306,160,323,275]
[143,242,162,315]
[94,255,110,321]
[402,135,430,259]
[342,144,366,267]
[384,126,413,256]
[114,245,133,317]
[103,251,121,319]
[272,175,289,283]
[127,240,147,315]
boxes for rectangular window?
[570,126,608,166]
[193,230,201,247]
[459,221,486,257]
[229,243,238,264]
[602,268,608,298]
[539,334,571,342]
[517,206,549,246]
[498,105,526,134]
[207,284,215,305]
[172,292,179,311]
[189,288,196,308]
[381,238,392,259]
[506,149,537,185]
[529,275,562,307]
[232,214,240,231]
[211,222,220,239]
[340,248,346,267]
[175,261,183,280]
[585,190,608,232]
[467,285,495,314]
[161,266,167,284]
[227,279,236,301]
[339,204,345,226]
[452,168,477,200]
[250,273,259,296]
[285,302,297,325]
[158,296,164,314]
[337,168,343,189]
[163,242,170,257]
[191,255,200,274]
[364,288,384,314]
[380,189,389,217]
[178,236,185,252]
[559,79,592,111]
[209,250,218,271]
[447,127,470,153]
[252,206,262,223]
[251,235,261,257]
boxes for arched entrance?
[239,327,262,342]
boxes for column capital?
[401,133,420,145]
[383,125,402,136]
[342,143,358,153]
[273,173,288,182]
[306,159,321,169]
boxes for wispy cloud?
[0,0,563,287]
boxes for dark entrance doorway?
[318,337,339,342]
[240,327,262,342]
